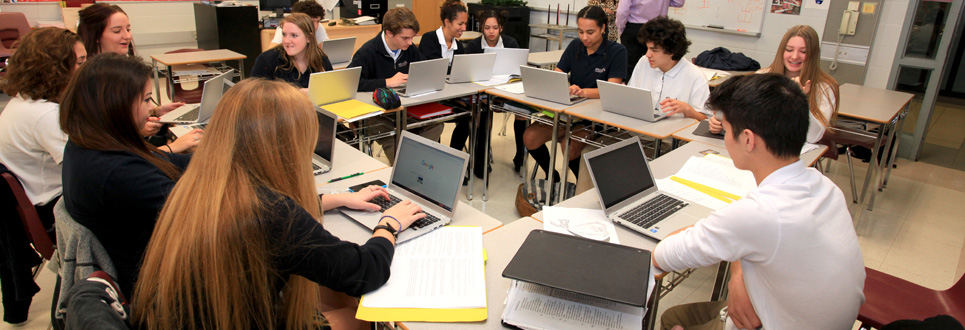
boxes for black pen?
[329,172,363,183]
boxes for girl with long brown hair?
[252,13,333,91]
[59,53,202,298]
[132,79,425,330]
[709,25,839,143]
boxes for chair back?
[165,48,207,103]
[817,130,839,161]
[0,12,31,51]
[53,198,118,320]
[0,163,56,260]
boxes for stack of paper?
[353,16,377,25]
[495,82,524,94]
[502,280,645,330]
[663,154,756,210]
[356,226,487,322]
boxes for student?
[616,0,682,80]
[418,0,468,65]
[59,54,203,298]
[0,28,85,228]
[709,25,839,144]
[653,74,864,330]
[522,5,627,180]
[251,13,334,90]
[267,0,329,49]
[132,79,425,330]
[627,16,710,121]
[348,7,425,92]
[463,9,520,53]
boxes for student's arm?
[659,98,707,120]
[268,26,283,49]
[727,262,763,329]
[418,33,441,60]
[578,77,623,99]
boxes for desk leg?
[546,115,560,207]
[395,109,406,166]
[558,116,573,204]
[644,276,664,330]
[483,95,495,202]
[671,138,680,150]
[468,94,478,200]
[238,59,245,79]
[882,105,909,189]
[710,261,730,301]
[859,127,885,210]
[152,58,162,106]
[653,138,663,158]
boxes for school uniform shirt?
[556,39,628,89]
[418,27,465,62]
[270,22,329,45]
[0,95,68,205]
[654,160,865,330]
[757,68,836,143]
[61,141,192,298]
[464,34,520,54]
[348,32,426,92]
[250,47,334,88]
[627,58,712,117]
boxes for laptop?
[394,58,448,97]
[322,37,356,67]
[159,70,232,124]
[484,48,528,76]
[312,107,338,176]
[447,53,496,83]
[308,67,361,106]
[597,80,668,122]
[583,138,712,240]
[339,131,469,243]
[169,75,234,137]
[519,66,586,105]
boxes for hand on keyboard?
[381,199,425,231]
[167,129,204,153]
[342,185,391,212]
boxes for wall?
[863,0,909,89]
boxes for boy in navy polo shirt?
[349,7,426,92]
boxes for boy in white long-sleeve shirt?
[653,73,865,330]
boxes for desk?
[527,49,565,68]
[565,101,697,158]
[260,24,382,52]
[837,83,913,210]
[150,50,246,106]
[314,140,389,188]
[672,121,829,167]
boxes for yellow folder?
[321,99,383,120]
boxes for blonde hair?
[275,13,328,78]
[765,25,840,127]
[132,79,323,330]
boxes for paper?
[360,227,486,309]
[502,281,645,330]
[697,67,728,82]
[656,177,730,211]
[320,0,339,11]
[474,74,513,87]
[496,81,525,94]
[801,142,820,155]
[321,99,384,122]
[674,155,756,199]
[543,206,620,244]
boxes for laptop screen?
[588,141,655,209]
[391,137,465,212]
[314,110,336,161]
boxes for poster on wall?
[803,0,829,10]
[770,0,802,15]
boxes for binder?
[406,102,452,120]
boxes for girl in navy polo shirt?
[522,5,627,180]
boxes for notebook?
[583,138,712,240]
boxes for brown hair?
[132,79,323,330]
[382,7,420,35]
[292,0,325,19]
[59,53,181,179]
[78,3,135,56]
[3,27,80,103]
[765,25,840,127]
[440,0,467,22]
[274,13,328,77]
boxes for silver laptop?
[484,48,528,76]
[447,53,496,83]
[340,131,469,243]
[308,67,361,106]
[170,79,234,137]
[322,37,356,66]
[598,80,668,122]
[159,70,231,124]
[520,66,586,105]
[312,107,338,176]
[584,138,712,240]
[394,58,448,97]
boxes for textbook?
[405,102,452,120]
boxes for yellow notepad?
[321,99,383,120]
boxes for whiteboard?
[668,0,767,35]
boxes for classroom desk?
[313,140,389,188]
[526,49,565,68]
[149,49,246,106]
[837,83,913,210]
[564,101,698,158]
[672,121,829,167]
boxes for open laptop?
[584,138,712,240]
[339,131,469,243]
[484,48,528,76]
[597,80,668,122]
[312,107,338,176]
[159,70,231,124]
[322,37,356,67]
[169,75,234,137]
[308,67,361,106]
[447,53,496,83]
[394,58,448,97]
[519,66,586,105]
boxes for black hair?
[574,6,609,61]
[441,0,468,23]
[476,9,506,27]
[292,0,325,19]
[637,16,690,61]
[706,73,808,159]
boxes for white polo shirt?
[435,27,458,63]
[0,95,69,205]
[627,57,711,117]
[480,36,504,49]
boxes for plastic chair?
[0,164,56,262]
[858,267,965,329]
[164,48,207,103]
[0,12,31,58]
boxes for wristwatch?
[373,222,398,239]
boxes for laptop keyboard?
[187,122,207,130]
[618,194,688,230]
[371,195,441,230]
[312,162,329,175]
[175,106,200,122]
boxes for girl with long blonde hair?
[251,13,333,91]
[132,79,424,330]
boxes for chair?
[0,164,56,263]
[857,267,965,329]
[818,127,878,203]
[0,12,31,79]
[164,48,207,103]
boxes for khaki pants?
[378,123,444,163]
[661,301,728,330]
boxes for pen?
[329,172,363,183]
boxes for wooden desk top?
[671,121,726,146]
[485,88,594,114]
[313,140,388,188]
[150,49,246,66]
[837,84,914,124]
[527,49,565,67]
[564,101,697,139]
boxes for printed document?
[543,206,620,244]
[501,281,645,330]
